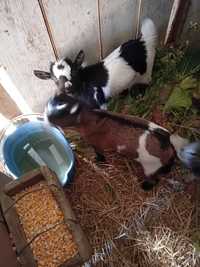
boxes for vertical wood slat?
[99,0,140,57]
[164,0,191,46]
[42,0,100,64]
[140,0,174,44]
[0,0,56,112]
[181,0,200,47]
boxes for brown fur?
[146,134,175,165]
[74,108,176,166]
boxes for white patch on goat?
[56,103,68,110]
[44,108,49,124]
[141,19,157,85]
[65,81,72,88]
[117,145,127,153]
[103,47,136,97]
[70,103,79,114]
[100,104,107,110]
[47,101,54,114]
[148,122,169,132]
[102,86,111,99]
[93,87,98,102]
[53,60,71,80]
[136,131,162,176]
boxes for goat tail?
[141,18,157,49]
[170,134,189,154]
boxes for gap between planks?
[38,0,59,60]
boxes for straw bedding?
[64,141,200,267]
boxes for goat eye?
[56,103,68,110]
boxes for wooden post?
[164,0,191,46]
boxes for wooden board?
[0,0,56,112]
[100,0,140,57]
[0,171,13,190]
[42,0,100,64]
[140,0,174,44]
[181,0,200,47]
[0,84,21,119]
[0,208,21,267]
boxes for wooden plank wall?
[140,0,174,43]
[99,0,139,57]
[182,0,200,47]
[0,0,56,113]
[0,0,199,114]
[42,0,100,64]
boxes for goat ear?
[74,50,85,67]
[33,70,51,80]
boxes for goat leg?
[141,177,159,191]
[130,83,148,99]
[93,148,106,162]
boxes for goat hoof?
[95,154,106,163]
[130,84,148,99]
[141,179,159,191]
[119,89,129,98]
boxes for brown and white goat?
[45,93,187,190]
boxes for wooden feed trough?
[0,166,92,267]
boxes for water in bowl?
[0,116,75,186]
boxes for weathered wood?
[42,0,100,63]
[0,84,21,119]
[100,0,140,57]
[181,0,200,47]
[0,208,21,267]
[0,192,37,267]
[4,168,43,196]
[2,166,92,267]
[164,0,191,46]
[0,0,56,112]
[0,171,13,190]
[140,0,174,44]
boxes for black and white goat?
[34,18,157,109]
[45,93,188,190]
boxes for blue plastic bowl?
[0,114,75,186]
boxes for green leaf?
[179,76,197,90]
[164,87,192,111]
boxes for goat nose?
[65,81,72,88]
[46,99,54,114]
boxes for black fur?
[74,85,106,109]
[95,151,106,162]
[142,178,159,191]
[142,157,175,191]
[47,94,81,118]
[152,128,171,149]
[80,62,109,87]
[157,156,175,174]
[57,64,65,69]
[120,40,147,75]
[130,83,148,98]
